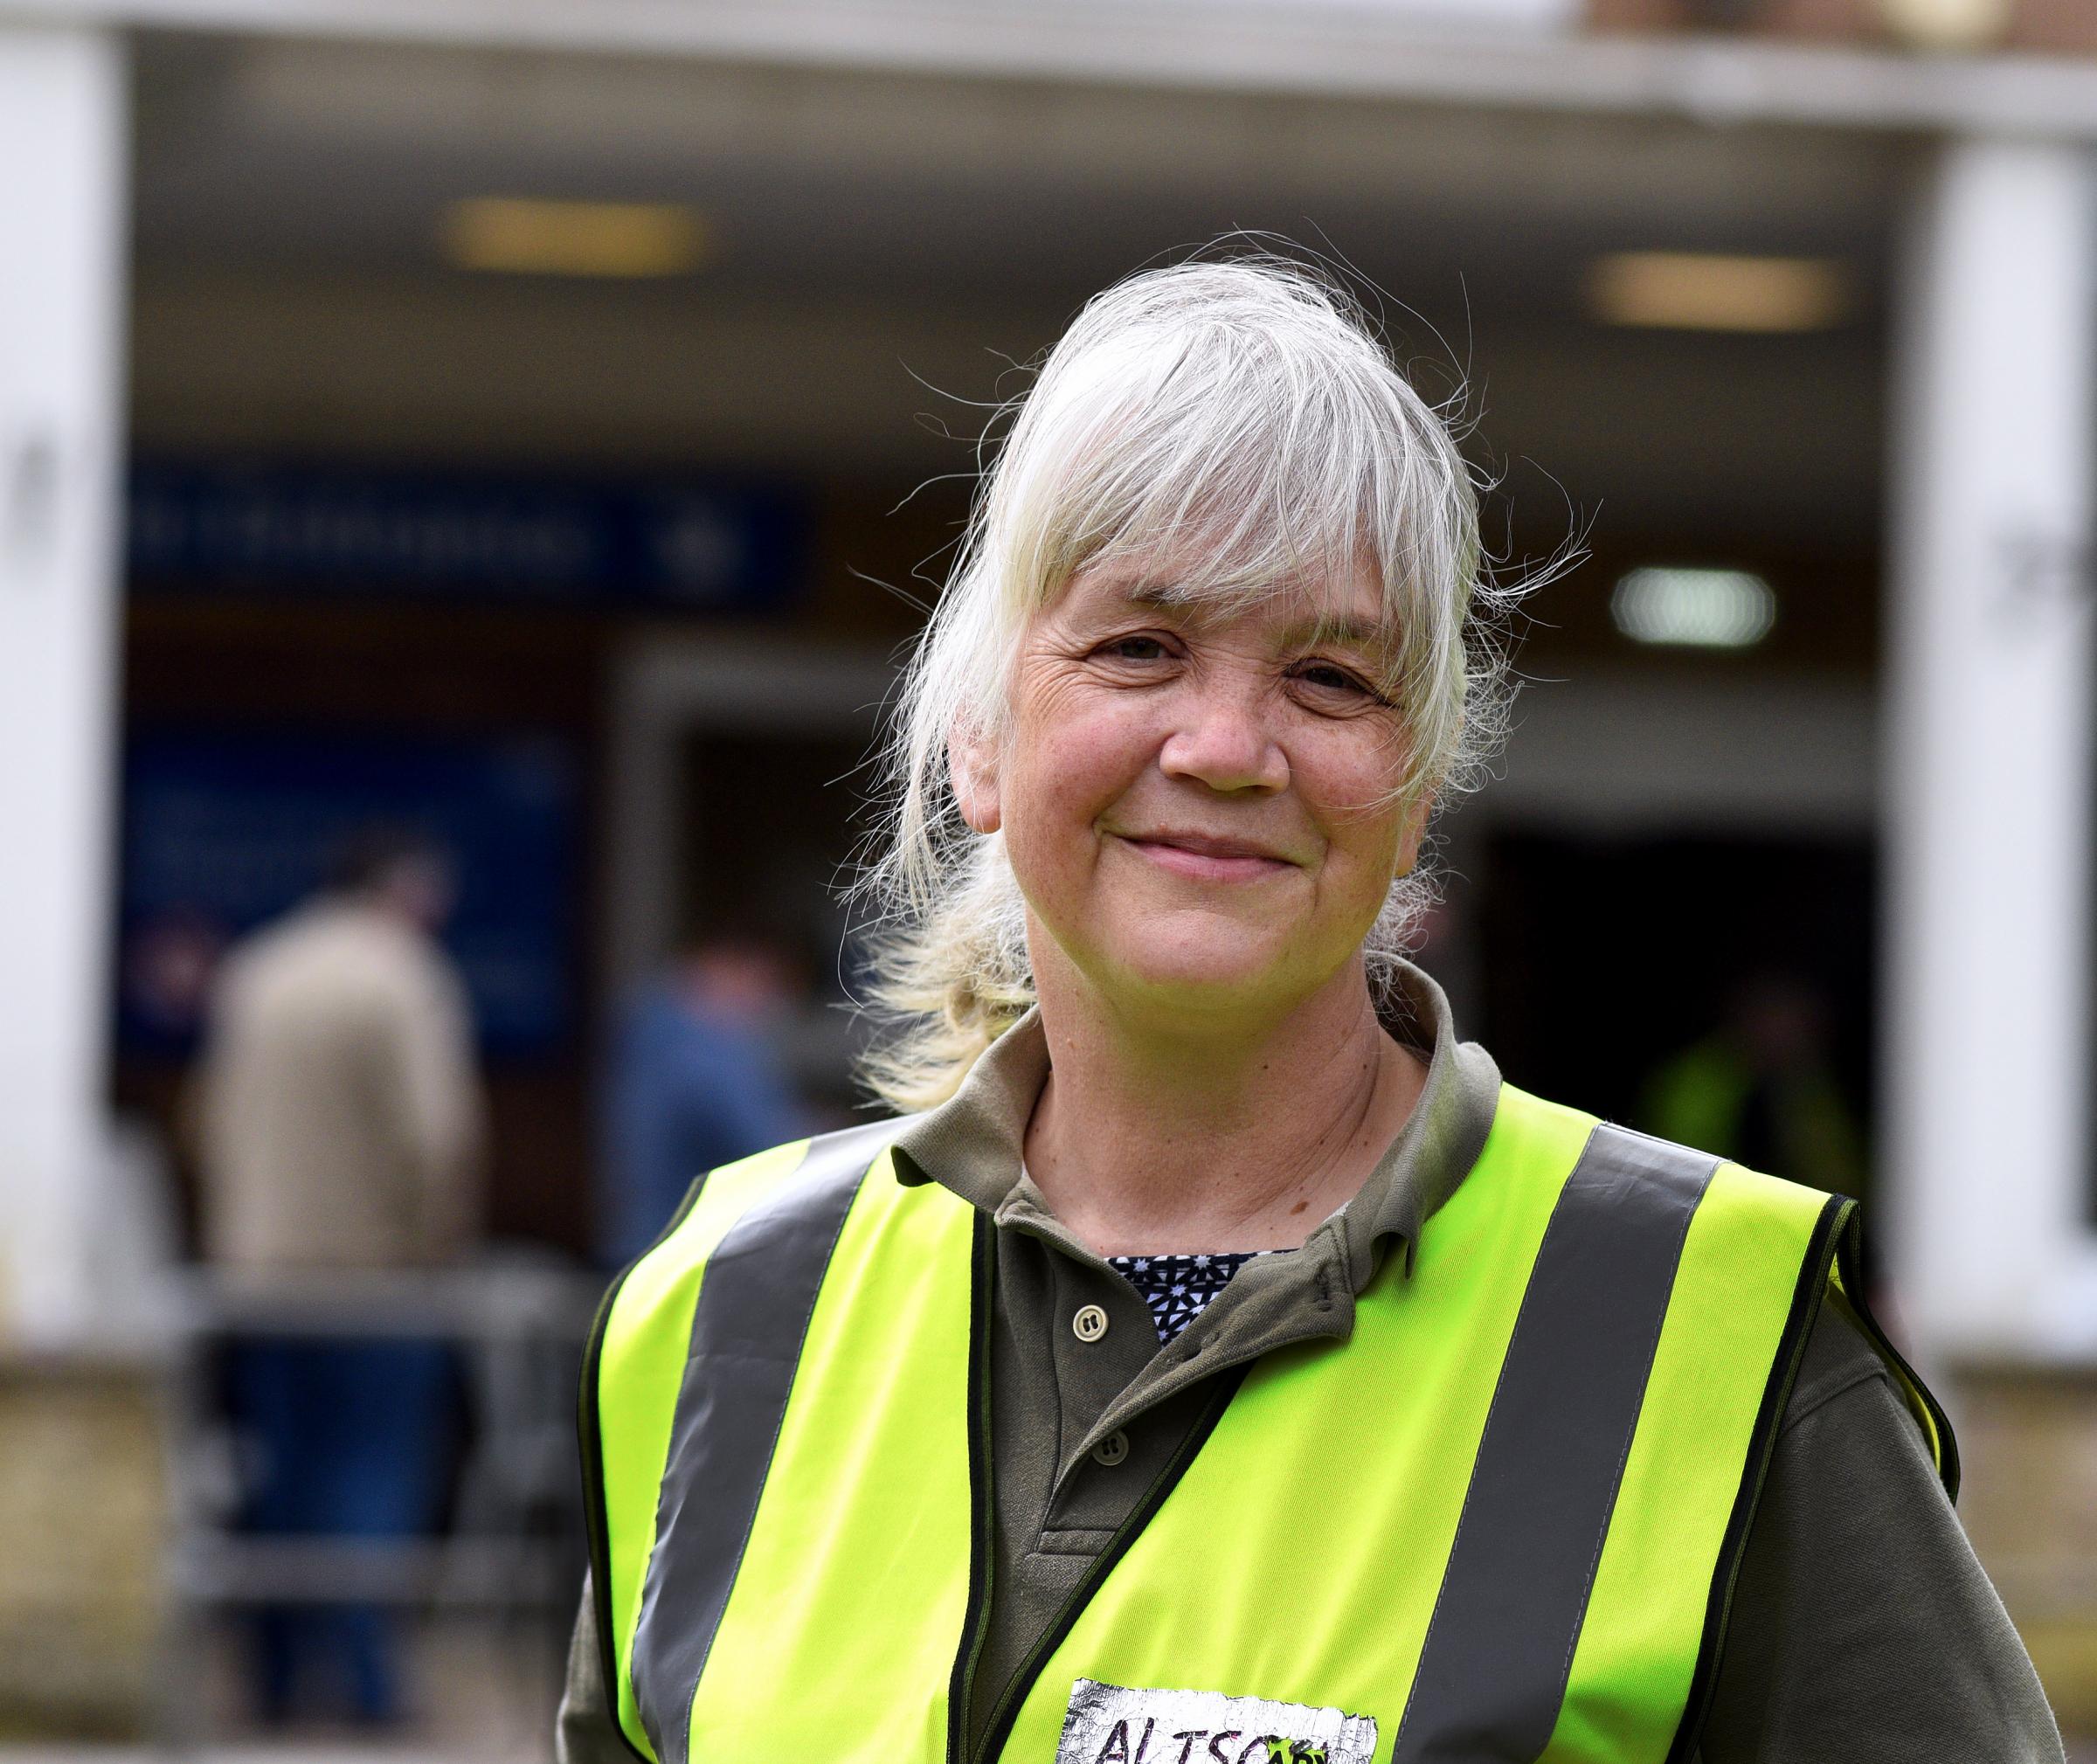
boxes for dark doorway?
[1478,829,1879,1216]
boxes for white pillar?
[0,26,128,1347]
[1884,137,2097,1362]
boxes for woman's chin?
[1090,939,1314,1020]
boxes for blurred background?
[3,0,2097,1754]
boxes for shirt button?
[1072,1304,1110,1343]
[1092,1429,1130,1467]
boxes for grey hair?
[854,253,1524,1110]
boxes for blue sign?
[118,730,579,1058]
[128,459,806,612]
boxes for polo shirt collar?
[889,958,1500,1300]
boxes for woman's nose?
[1157,685,1290,794]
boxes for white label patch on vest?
[1054,1678,1379,1764]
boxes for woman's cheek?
[1041,704,1152,817]
[1309,765,1413,892]
[1005,732,1112,900]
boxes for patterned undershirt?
[1106,1250,1283,1344]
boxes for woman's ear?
[948,722,1003,834]
[1395,786,1436,876]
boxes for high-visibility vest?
[580,1083,1953,1764]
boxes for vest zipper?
[966,1363,1249,1764]
[946,1213,1000,1764]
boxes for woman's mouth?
[1116,831,1297,882]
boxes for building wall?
[1588,0,2097,53]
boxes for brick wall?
[0,1359,169,1739]
[1950,1367,2097,1736]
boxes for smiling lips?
[1117,829,1298,882]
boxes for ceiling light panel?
[1586,252,1849,333]
[441,198,707,278]
[1610,567,1777,649]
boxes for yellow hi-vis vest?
[580,1083,1954,1764]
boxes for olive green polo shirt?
[557,964,2064,1764]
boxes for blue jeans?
[227,1338,454,1724]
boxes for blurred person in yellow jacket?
[1639,971,1867,1205]
[190,825,485,1726]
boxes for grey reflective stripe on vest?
[1391,1124,1718,1764]
[629,1117,904,1764]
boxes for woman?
[560,259,2061,1763]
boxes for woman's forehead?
[1056,550,1393,644]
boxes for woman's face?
[954,552,1430,1024]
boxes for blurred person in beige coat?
[190,826,485,1726]
[194,827,484,1271]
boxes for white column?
[1884,137,2097,1362]
[0,26,128,1347]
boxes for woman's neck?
[1021,957,1427,1256]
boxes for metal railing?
[156,1259,606,1751]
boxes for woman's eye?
[1297,662,1373,696]
[1102,635,1168,662]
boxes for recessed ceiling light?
[1586,252,1849,334]
[1877,0,2010,52]
[441,198,708,278]
[1611,567,1776,649]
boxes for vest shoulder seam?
[1776,1356,1892,1437]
